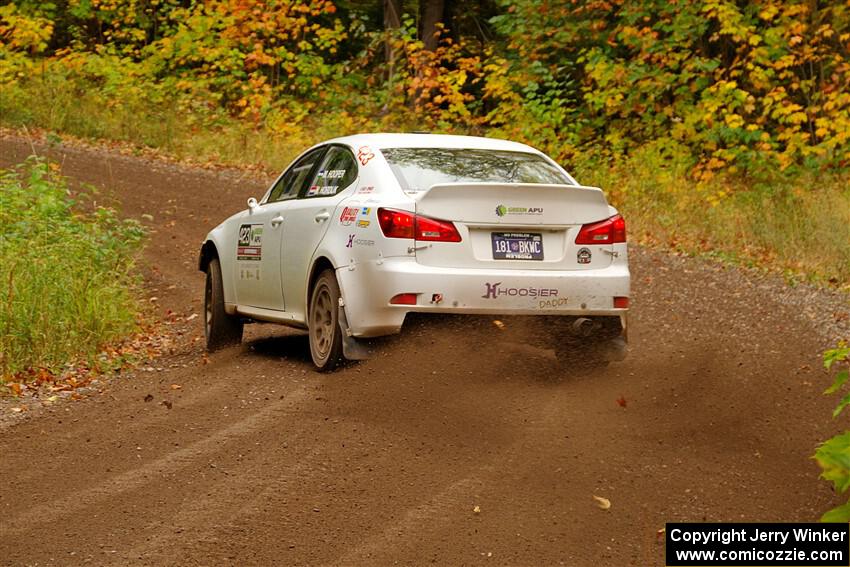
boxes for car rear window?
[381,148,571,193]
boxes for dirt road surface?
[1,136,849,566]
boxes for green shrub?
[815,344,850,521]
[0,157,145,380]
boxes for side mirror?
[247,197,258,211]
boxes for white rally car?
[199,134,630,371]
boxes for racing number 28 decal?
[237,224,263,261]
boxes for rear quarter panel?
[316,143,414,290]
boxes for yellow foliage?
[0,4,53,54]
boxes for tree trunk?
[420,0,445,51]
[383,0,402,60]
[383,0,403,110]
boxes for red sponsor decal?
[357,146,375,166]
[339,206,359,225]
[237,246,262,261]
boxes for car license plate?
[491,232,543,260]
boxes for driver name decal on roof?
[317,169,346,179]
[308,185,339,196]
[357,146,375,166]
[237,224,263,261]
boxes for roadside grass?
[579,148,850,287]
[0,157,145,381]
[0,79,292,171]
[2,75,849,288]
[0,77,390,172]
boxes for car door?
[281,145,359,322]
[235,147,327,311]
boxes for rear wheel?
[308,270,344,372]
[204,257,243,351]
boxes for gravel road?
[1,136,848,566]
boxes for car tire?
[308,269,345,372]
[204,257,243,351]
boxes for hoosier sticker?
[237,224,263,261]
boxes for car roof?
[325,133,544,154]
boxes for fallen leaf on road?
[593,495,611,510]
[11,407,25,413]
[492,320,505,330]
[616,395,627,408]
[473,505,481,514]
[185,313,198,321]
[161,400,173,409]
[170,384,182,390]
[144,394,154,402]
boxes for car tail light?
[416,215,462,242]
[390,293,418,305]
[377,208,414,239]
[614,296,629,309]
[378,208,461,242]
[575,214,626,244]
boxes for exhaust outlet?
[571,317,595,337]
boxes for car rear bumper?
[337,256,630,338]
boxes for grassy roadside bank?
[580,152,850,288]
[0,157,146,383]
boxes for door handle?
[270,215,284,228]
[314,211,330,223]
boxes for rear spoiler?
[413,183,611,226]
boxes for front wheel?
[204,257,243,351]
[308,270,344,372]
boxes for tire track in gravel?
[109,444,325,566]
[327,467,495,567]
[1,350,267,487]
[322,390,573,567]
[0,381,311,537]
